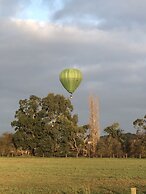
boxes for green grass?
[0,157,145,194]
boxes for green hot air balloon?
[59,68,82,98]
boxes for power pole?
[88,95,100,157]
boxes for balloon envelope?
[59,68,82,94]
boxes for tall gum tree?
[11,93,86,157]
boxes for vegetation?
[133,115,146,134]
[0,93,145,158]
[0,93,145,193]
[11,93,86,157]
[0,133,15,156]
[97,121,146,158]
[0,157,145,194]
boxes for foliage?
[120,133,136,155]
[133,115,146,134]
[0,99,142,158]
[0,133,15,156]
[97,136,123,157]
[130,115,146,158]
[128,134,146,158]
[11,93,86,157]
[96,122,124,157]
[104,122,123,140]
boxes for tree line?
[0,93,145,158]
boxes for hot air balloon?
[59,68,82,98]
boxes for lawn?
[0,157,145,194]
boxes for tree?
[121,133,136,156]
[11,93,86,157]
[130,115,146,158]
[104,123,123,141]
[0,133,15,156]
[102,123,124,157]
[88,96,100,157]
[133,115,146,134]
[128,135,146,158]
[96,136,123,158]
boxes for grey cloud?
[0,19,145,134]
[52,0,146,28]
[0,0,30,18]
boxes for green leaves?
[104,122,123,139]
[11,93,86,157]
[133,115,146,133]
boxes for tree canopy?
[133,115,146,134]
[9,95,146,158]
[11,93,86,157]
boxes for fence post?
[131,187,136,194]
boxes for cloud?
[0,1,146,134]
[0,0,30,18]
[52,0,146,29]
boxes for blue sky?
[16,0,64,22]
[0,0,146,134]
[18,0,49,21]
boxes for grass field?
[0,157,145,194]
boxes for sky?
[0,0,146,134]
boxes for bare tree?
[88,95,100,156]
